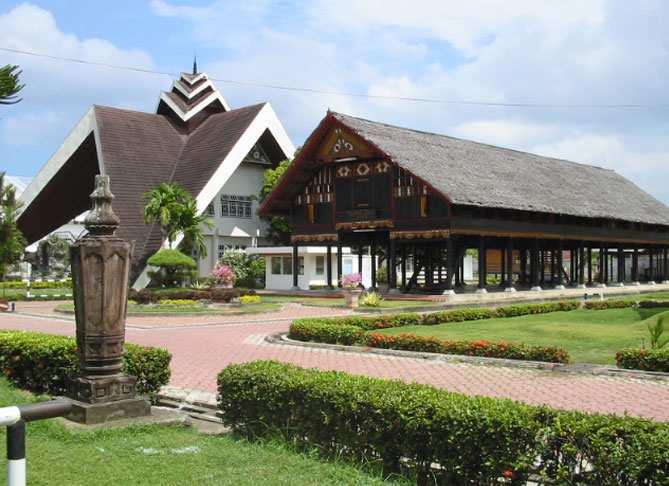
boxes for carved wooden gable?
[318,127,370,160]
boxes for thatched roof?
[328,112,669,225]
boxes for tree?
[0,173,27,280]
[146,249,196,287]
[177,199,214,258]
[258,154,296,245]
[0,65,24,105]
[141,182,213,257]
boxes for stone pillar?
[648,247,656,284]
[357,246,364,288]
[530,239,541,291]
[67,175,150,424]
[389,239,400,294]
[615,246,625,286]
[291,244,300,290]
[476,236,487,293]
[631,245,640,285]
[401,245,407,289]
[443,238,455,295]
[597,247,606,288]
[325,245,334,291]
[663,247,669,284]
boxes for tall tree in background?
[258,148,301,245]
[0,65,24,105]
[141,182,212,257]
[0,173,28,280]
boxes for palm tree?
[0,173,27,283]
[177,198,214,258]
[0,65,24,105]
[141,182,190,248]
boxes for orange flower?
[503,470,514,477]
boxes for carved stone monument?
[67,175,150,424]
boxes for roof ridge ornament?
[193,54,198,75]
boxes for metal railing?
[0,400,71,486]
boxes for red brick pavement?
[2,302,668,421]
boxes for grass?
[377,307,669,364]
[0,379,409,486]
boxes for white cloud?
[451,120,561,149]
[1,111,63,147]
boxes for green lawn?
[378,307,669,364]
[0,379,408,486]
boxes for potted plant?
[339,273,363,308]
[210,264,236,288]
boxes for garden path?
[1,301,668,421]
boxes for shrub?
[0,331,171,402]
[129,288,255,304]
[240,295,260,304]
[584,299,635,310]
[289,321,362,346]
[234,277,261,289]
[0,280,72,290]
[156,299,199,306]
[360,291,383,307]
[210,264,236,284]
[147,249,197,287]
[615,348,669,372]
[360,333,570,363]
[422,307,497,325]
[218,361,668,485]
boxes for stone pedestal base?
[67,397,151,425]
[610,282,624,287]
[648,281,656,285]
[68,373,137,404]
[575,284,587,289]
[530,286,542,292]
[325,285,335,291]
[631,281,641,286]
[596,283,607,288]
[441,289,456,296]
[388,288,401,294]
[290,285,301,291]
[475,287,487,294]
[553,285,565,290]
[504,286,516,292]
[662,280,669,285]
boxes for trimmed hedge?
[583,299,636,310]
[0,331,171,402]
[616,348,669,373]
[128,288,255,304]
[0,280,72,290]
[361,333,571,363]
[218,361,669,485]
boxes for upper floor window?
[220,195,252,218]
[206,202,215,217]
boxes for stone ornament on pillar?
[67,175,150,424]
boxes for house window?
[315,255,325,275]
[271,257,282,275]
[274,256,305,275]
[220,195,252,218]
[206,202,215,217]
[218,244,226,261]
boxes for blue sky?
[2,0,669,204]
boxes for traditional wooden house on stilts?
[259,111,669,294]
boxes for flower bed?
[616,348,669,372]
[218,361,669,485]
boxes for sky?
[1,0,669,204]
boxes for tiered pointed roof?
[18,71,294,284]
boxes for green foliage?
[217,250,264,282]
[422,307,498,325]
[0,279,72,289]
[147,249,197,287]
[0,65,24,104]
[289,321,363,345]
[0,173,27,280]
[218,361,669,485]
[141,182,213,256]
[647,313,669,349]
[616,348,669,372]
[258,156,296,245]
[583,299,635,310]
[129,287,255,303]
[0,331,171,402]
[360,291,383,307]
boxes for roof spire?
[193,54,198,75]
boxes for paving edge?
[267,332,669,381]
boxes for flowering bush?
[157,299,199,306]
[339,273,362,288]
[210,264,236,284]
[615,348,669,372]
[240,295,260,304]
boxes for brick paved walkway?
[2,301,668,421]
